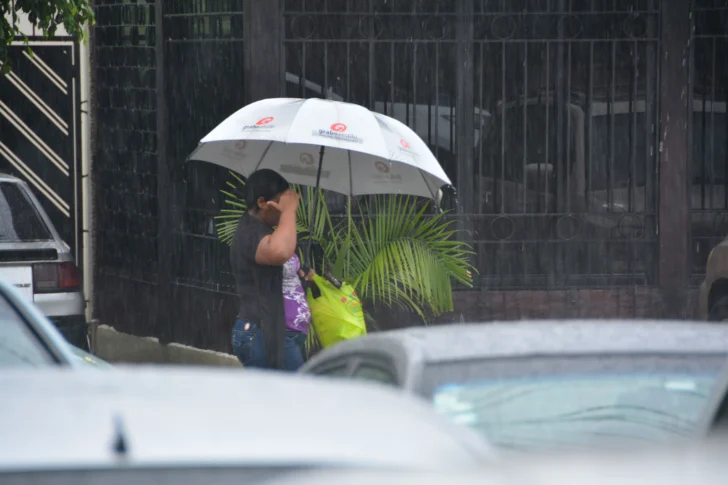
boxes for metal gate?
[283,0,661,291]
[690,0,728,284]
[0,41,82,262]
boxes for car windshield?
[0,182,53,242]
[0,294,54,367]
[420,354,726,452]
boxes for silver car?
[0,174,86,348]
[301,321,728,452]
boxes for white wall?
[5,11,70,37]
[4,10,94,320]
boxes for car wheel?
[708,296,728,322]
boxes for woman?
[229,169,313,371]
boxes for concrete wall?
[94,324,241,367]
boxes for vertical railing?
[690,0,728,285]
[472,0,660,290]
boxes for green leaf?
[1,0,95,75]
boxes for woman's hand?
[298,267,315,282]
[266,189,300,213]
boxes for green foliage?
[214,171,475,323]
[1,0,95,74]
[333,195,475,320]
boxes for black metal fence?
[91,0,728,348]
[690,0,728,284]
[93,0,161,337]
[283,0,660,289]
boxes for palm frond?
[329,195,475,320]
[214,173,248,246]
[215,173,475,323]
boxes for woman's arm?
[255,190,299,265]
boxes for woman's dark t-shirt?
[230,214,286,369]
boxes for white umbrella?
[187,97,452,200]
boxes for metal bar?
[545,41,550,213]
[456,0,475,217]
[608,41,616,213]
[657,0,691,306]
[626,40,638,279]
[155,0,172,344]
[346,42,351,100]
[367,0,374,110]
[522,42,528,214]
[566,42,572,212]
[426,44,432,147]
[478,44,484,215]
[646,3,660,285]
[709,37,717,209]
[389,42,394,116]
[500,41,506,213]
[435,43,440,162]
[323,41,329,98]
[587,41,594,211]
[412,43,417,132]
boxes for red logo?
[256,116,274,126]
[300,153,314,165]
[375,161,390,173]
[330,123,347,132]
[235,141,246,150]
[400,139,410,149]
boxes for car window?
[0,294,54,367]
[421,354,726,452]
[351,362,397,386]
[0,182,52,242]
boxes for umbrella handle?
[305,145,326,265]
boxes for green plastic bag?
[306,274,367,348]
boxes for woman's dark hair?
[245,169,290,211]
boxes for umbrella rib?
[252,140,275,173]
[418,168,437,201]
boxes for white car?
[0,173,87,349]
[0,278,107,368]
[0,366,494,477]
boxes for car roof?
[311,320,728,364]
[0,366,493,472]
[0,173,22,182]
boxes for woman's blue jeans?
[231,319,307,371]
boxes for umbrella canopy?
[187,97,451,200]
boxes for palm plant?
[214,171,475,324]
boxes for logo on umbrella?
[300,153,314,165]
[330,123,347,132]
[400,139,410,149]
[375,161,391,173]
[256,116,275,126]
[235,141,246,151]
